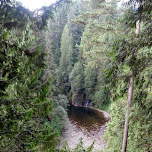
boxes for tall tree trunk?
[122,2,141,151]
[122,77,134,152]
[136,2,142,36]
[135,19,140,36]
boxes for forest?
[0,0,152,151]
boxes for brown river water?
[61,106,109,151]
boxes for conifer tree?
[76,0,118,108]
[105,1,152,151]
[57,24,74,93]
[69,62,84,92]
[0,1,58,151]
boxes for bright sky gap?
[17,0,129,10]
[17,0,57,10]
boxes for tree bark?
[122,77,134,152]
[122,2,141,151]
[136,2,142,36]
[135,19,140,36]
[136,20,140,36]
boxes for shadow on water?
[68,105,107,133]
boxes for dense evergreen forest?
[0,0,152,151]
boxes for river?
[61,106,109,151]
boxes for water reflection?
[68,106,107,133]
[62,106,107,150]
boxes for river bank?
[89,107,110,121]
[61,119,107,151]
[59,106,110,151]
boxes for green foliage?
[78,0,118,67]
[104,1,152,151]
[73,137,85,152]
[59,137,95,152]
[50,106,68,134]
[59,24,74,73]
[94,90,106,108]
[84,66,97,100]
[72,0,119,107]
[69,62,84,91]
[48,94,69,135]
[0,1,59,151]
[54,94,69,111]
[0,27,57,152]
[57,24,74,93]
[104,98,126,151]
[0,0,54,30]
[48,0,71,65]
[60,141,71,152]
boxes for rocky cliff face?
[72,91,85,106]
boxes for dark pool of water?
[68,106,107,133]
